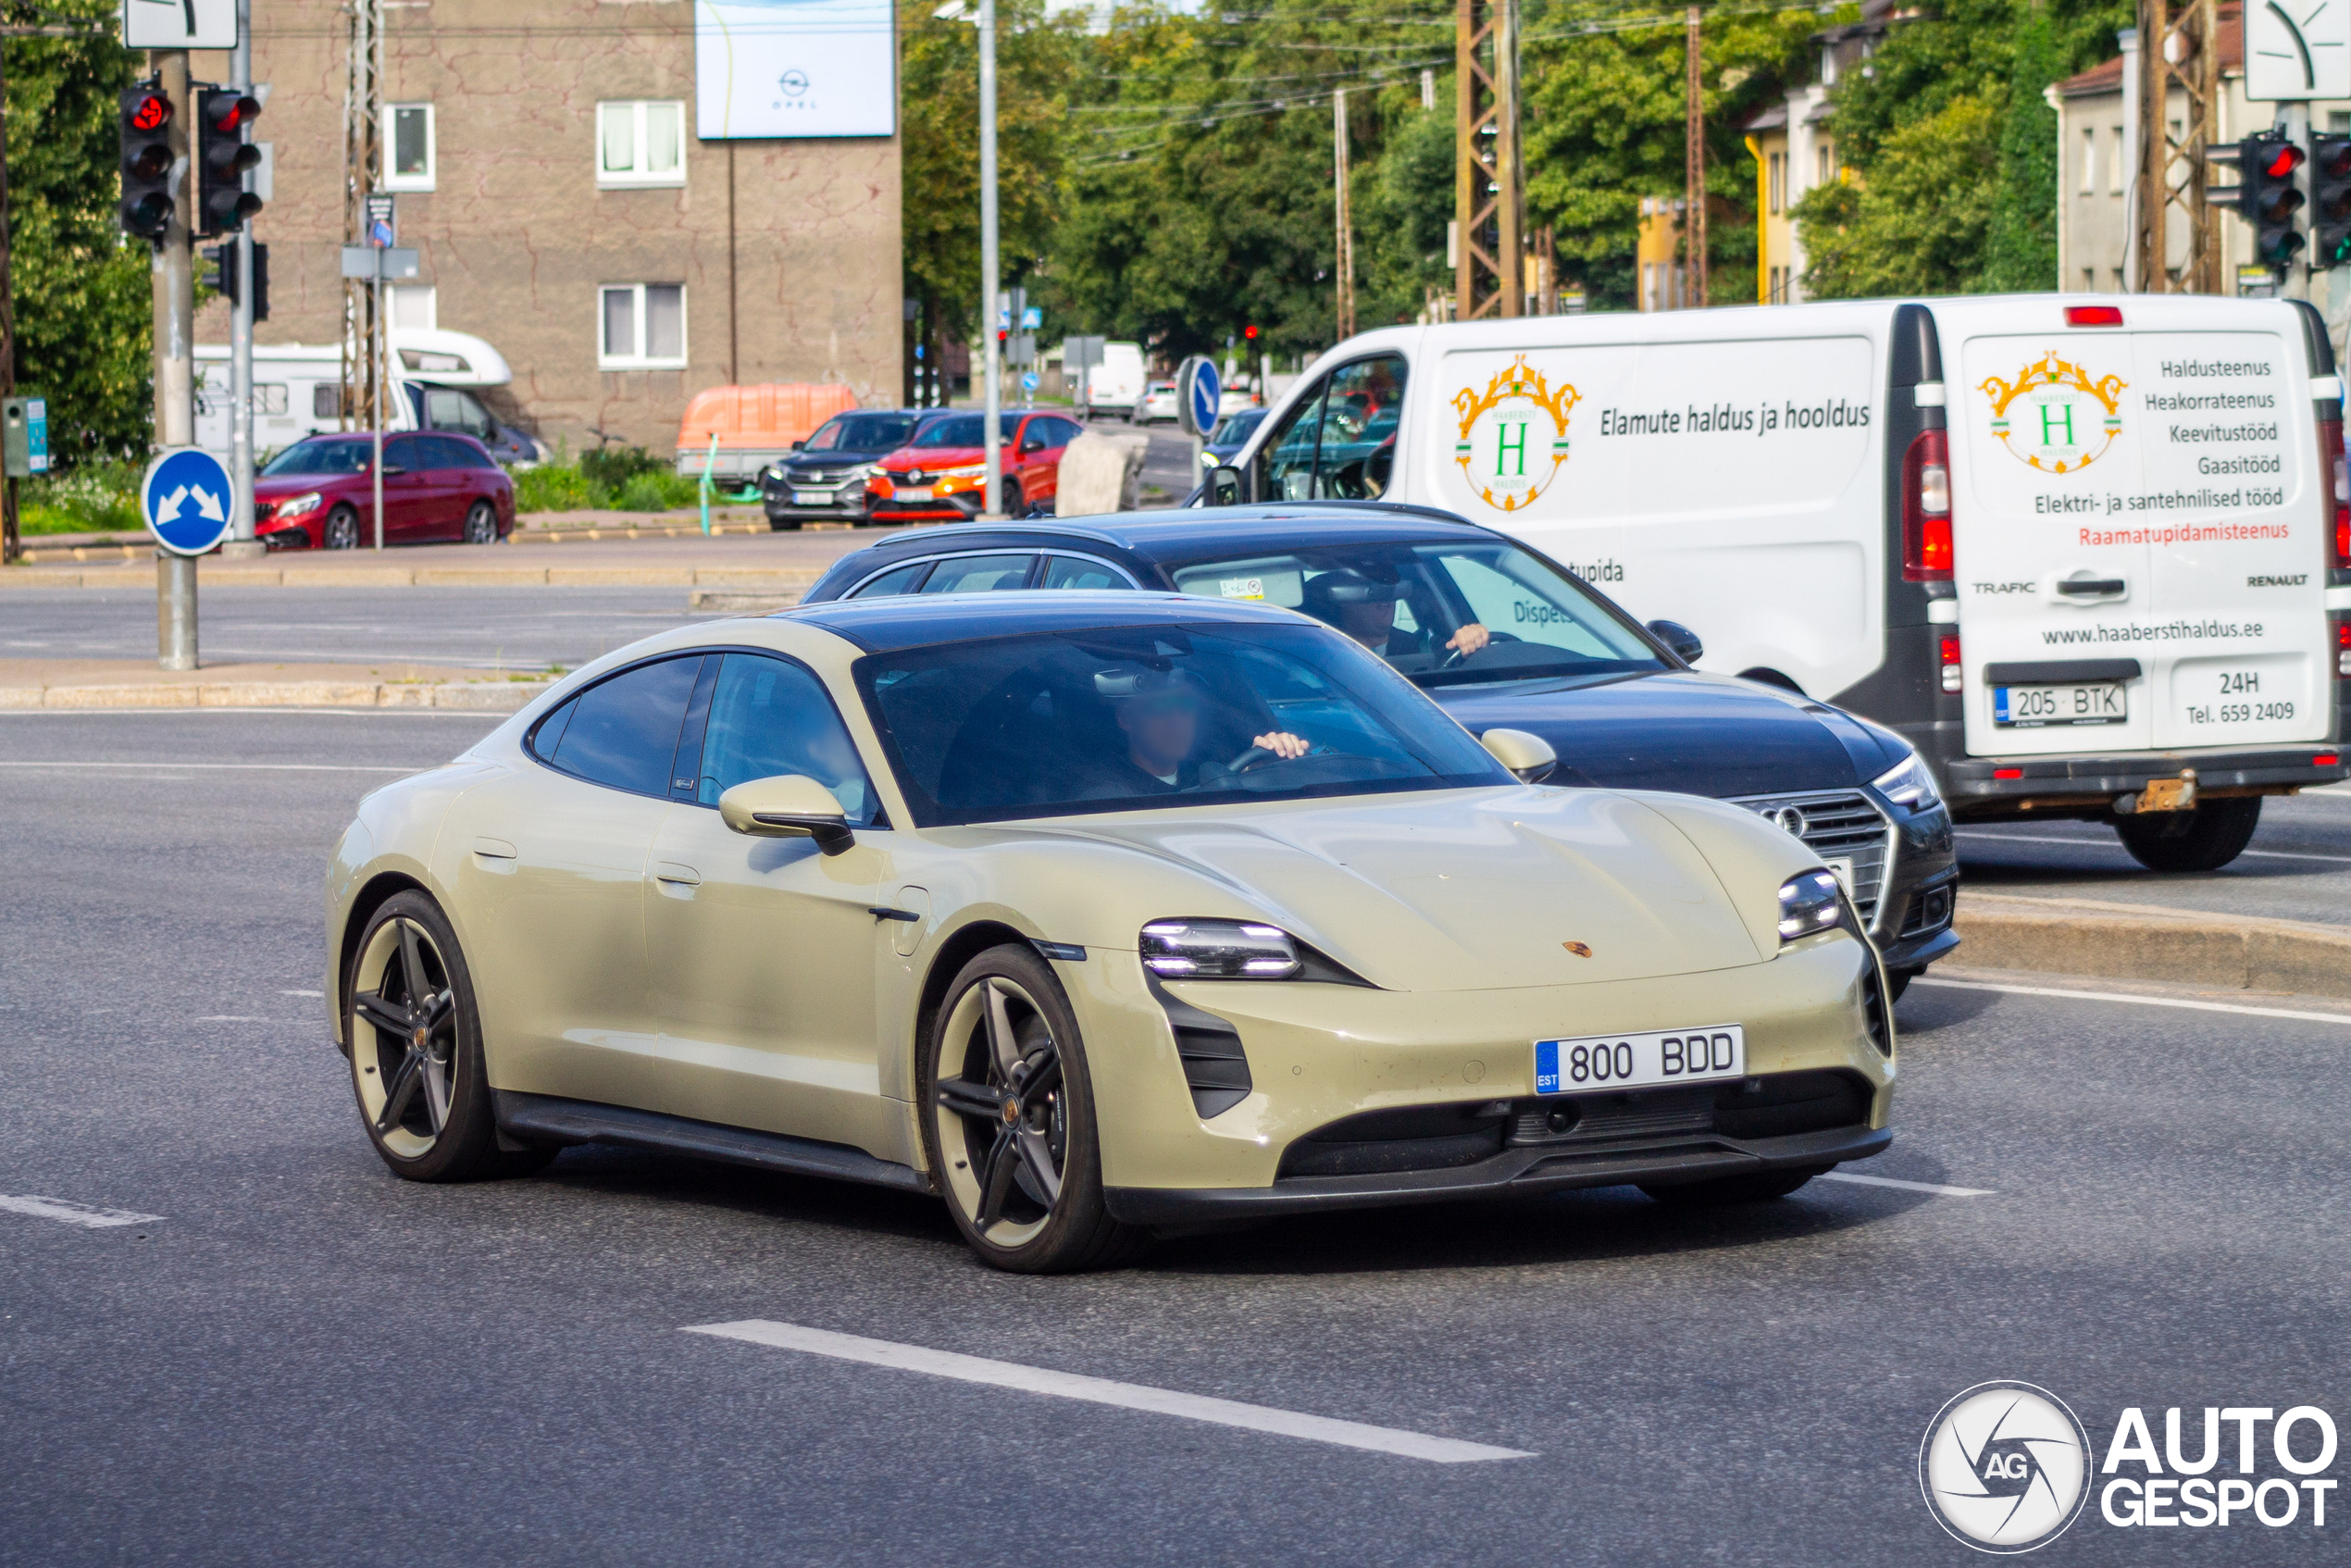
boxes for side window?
[1314,355,1407,500]
[425,388,494,441]
[1041,555,1132,591]
[1256,377,1329,501]
[542,656,705,797]
[423,436,469,471]
[919,554,1035,593]
[694,653,881,827]
[1041,417,1083,446]
[381,436,424,473]
[849,561,931,598]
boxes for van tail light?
[1902,429,1953,581]
[1938,631,1962,693]
[2320,416,2348,567]
[2338,617,2351,679]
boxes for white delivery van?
[1208,295,2351,867]
[194,328,544,467]
[1081,341,1147,418]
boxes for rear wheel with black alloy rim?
[463,499,498,544]
[921,946,1143,1272]
[323,505,360,550]
[347,890,552,1181]
[2112,795,2262,872]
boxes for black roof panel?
[781,589,1311,652]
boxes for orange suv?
[866,410,1083,521]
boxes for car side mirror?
[1207,465,1245,506]
[1479,728,1557,784]
[1646,619,1704,664]
[790,440,806,451]
[1020,436,1045,454]
[717,774,854,854]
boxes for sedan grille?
[1726,789,1894,929]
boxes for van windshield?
[262,439,373,476]
[1163,541,1667,689]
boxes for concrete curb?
[1954,892,2351,1002]
[0,564,823,591]
[0,679,554,712]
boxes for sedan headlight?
[939,462,987,479]
[1871,751,1943,810]
[275,491,324,518]
[1140,919,1301,978]
[1776,870,1846,944]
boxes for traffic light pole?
[155,48,198,672]
[2283,102,2314,302]
[226,0,257,553]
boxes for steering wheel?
[1437,629,1522,670]
[1226,741,1333,773]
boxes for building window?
[382,104,434,192]
[2110,126,2126,193]
[600,283,687,368]
[1767,151,1785,215]
[598,101,686,187]
[389,284,437,332]
[2081,129,2096,193]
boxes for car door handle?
[2055,578,2125,596]
[654,862,702,887]
[472,837,517,859]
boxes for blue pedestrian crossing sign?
[142,447,236,556]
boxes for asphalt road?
[3,709,2346,1565]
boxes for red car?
[255,431,516,549]
[865,410,1082,521]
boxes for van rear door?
[1943,299,2333,760]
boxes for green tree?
[6,0,148,464]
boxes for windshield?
[1208,409,1265,445]
[855,622,1510,826]
[262,440,372,476]
[807,413,920,452]
[906,413,1021,449]
[1164,541,1666,688]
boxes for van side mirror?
[1479,728,1557,784]
[1207,465,1245,506]
[1647,619,1704,664]
[717,774,854,854]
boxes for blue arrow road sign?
[1021,371,1039,393]
[1185,358,1221,438]
[143,447,236,556]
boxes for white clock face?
[2249,0,2351,100]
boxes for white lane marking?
[0,760,417,773]
[683,1320,1534,1464]
[0,1195,164,1229]
[1816,1171,1996,1199]
[280,989,324,997]
[1920,977,2351,1027]
[193,1015,267,1022]
[1957,829,2351,865]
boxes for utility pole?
[342,0,382,430]
[1454,0,1524,320]
[155,48,197,670]
[1685,6,1708,308]
[1334,89,1355,338]
[2134,0,2221,292]
[0,29,17,566]
[226,0,259,554]
[978,0,1001,518]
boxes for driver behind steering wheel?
[1299,568,1489,664]
[1093,666,1307,794]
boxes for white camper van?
[1209,295,2351,868]
[194,328,543,468]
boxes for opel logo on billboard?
[1771,804,1809,838]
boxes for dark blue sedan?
[800,504,1959,989]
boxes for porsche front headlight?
[1871,751,1943,810]
[1776,870,1846,945]
[1140,919,1300,979]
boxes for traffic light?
[1243,324,1259,342]
[2313,134,2351,268]
[196,87,264,235]
[118,82,174,242]
[202,242,270,321]
[2236,131,2307,268]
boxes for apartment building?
[1742,6,1890,305]
[193,0,903,453]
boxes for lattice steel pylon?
[2134,0,2223,293]
[342,0,384,427]
[1455,0,1524,320]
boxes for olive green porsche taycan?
[329,592,1895,1271]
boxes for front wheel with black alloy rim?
[346,890,552,1181]
[921,946,1144,1272]
[323,504,361,550]
[463,499,498,544]
[2112,795,2262,871]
